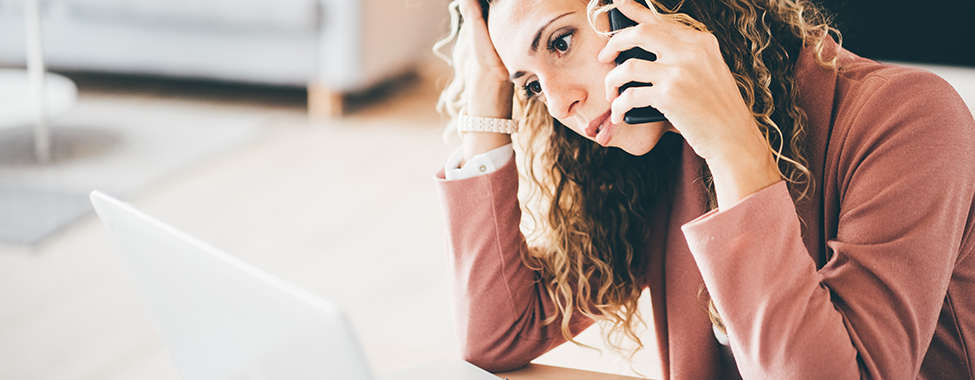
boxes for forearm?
[436,160,590,371]
[683,160,966,378]
[683,183,862,379]
[461,79,514,166]
[703,123,782,210]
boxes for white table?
[365,342,646,380]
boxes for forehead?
[487,0,587,72]
[487,0,585,35]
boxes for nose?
[541,75,585,121]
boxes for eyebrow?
[509,11,575,82]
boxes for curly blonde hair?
[435,0,839,360]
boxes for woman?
[434,0,975,378]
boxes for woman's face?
[487,0,673,155]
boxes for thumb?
[459,0,486,25]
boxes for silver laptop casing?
[92,191,374,380]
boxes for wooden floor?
[0,62,663,379]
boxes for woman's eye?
[549,32,573,55]
[554,34,572,53]
[524,81,542,97]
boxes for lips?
[585,111,611,139]
[585,111,614,146]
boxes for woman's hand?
[458,0,514,164]
[459,0,510,91]
[599,0,780,208]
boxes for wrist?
[467,79,514,119]
[705,146,781,210]
[461,133,511,167]
[459,79,515,165]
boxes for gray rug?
[0,98,265,245]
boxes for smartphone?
[609,0,667,124]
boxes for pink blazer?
[435,39,975,379]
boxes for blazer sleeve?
[435,157,594,372]
[681,69,975,378]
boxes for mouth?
[585,111,614,146]
[585,111,612,139]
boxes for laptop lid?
[91,190,375,380]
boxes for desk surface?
[365,342,646,380]
[496,363,645,380]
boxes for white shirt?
[443,144,514,180]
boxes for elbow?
[460,345,531,373]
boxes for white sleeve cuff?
[444,144,514,180]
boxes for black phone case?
[609,0,667,124]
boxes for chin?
[614,124,673,156]
[613,135,659,156]
[618,145,654,156]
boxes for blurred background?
[818,0,975,67]
[0,0,972,379]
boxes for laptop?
[90,191,499,380]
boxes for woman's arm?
[435,0,595,371]
[683,68,975,378]
[436,158,594,372]
[602,2,974,377]
[457,0,513,166]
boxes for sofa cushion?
[59,0,320,33]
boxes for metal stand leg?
[25,0,50,163]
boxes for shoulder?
[830,51,975,158]
[818,50,975,209]
[835,53,972,127]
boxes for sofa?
[0,0,451,117]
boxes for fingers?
[459,0,489,41]
[604,57,660,101]
[459,0,493,45]
[458,0,483,25]
[459,0,486,48]
[599,1,706,64]
[603,52,673,125]
[598,25,646,63]
[610,86,660,125]
[457,0,510,81]
[597,22,685,65]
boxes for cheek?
[572,38,614,94]
[582,31,612,67]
